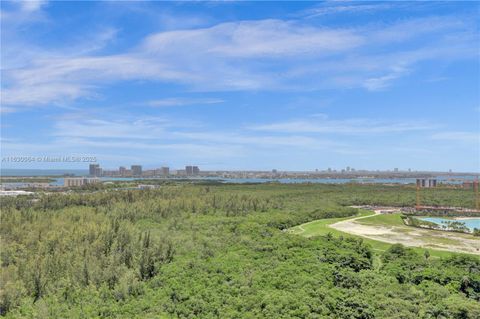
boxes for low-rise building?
[64,177,100,187]
[138,184,158,190]
[131,165,142,176]
[176,170,187,176]
[0,190,34,196]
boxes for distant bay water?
[1,169,88,176]
[0,169,477,186]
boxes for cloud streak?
[431,132,480,143]
[248,115,436,135]
[2,10,477,109]
[147,98,224,107]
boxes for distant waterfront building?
[89,164,99,176]
[186,166,193,175]
[416,178,437,188]
[64,177,99,187]
[394,168,399,172]
[193,166,200,175]
[94,167,103,177]
[161,167,170,176]
[119,166,126,176]
[176,169,187,176]
[102,170,117,177]
[131,165,142,176]
[143,170,155,177]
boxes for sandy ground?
[330,209,480,255]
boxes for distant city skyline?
[1,1,479,172]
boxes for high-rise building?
[416,178,437,188]
[89,164,99,176]
[193,166,200,175]
[131,165,142,176]
[161,167,170,176]
[94,167,103,177]
[394,168,399,172]
[186,166,193,175]
[119,166,126,176]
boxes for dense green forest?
[1,183,479,318]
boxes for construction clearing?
[329,208,480,255]
[415,178,480,212]
[290,207,480,256]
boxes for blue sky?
[1,1,479,172]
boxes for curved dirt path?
[330,209,480,255]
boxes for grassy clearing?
[356,213,405,227]
[288,210,374,237]
[289,210,459,258]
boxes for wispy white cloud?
[49,113,335,148]
[431,132,480,143]
[248,115,436,135]
[23,111,356,163]
[2,109,476,170]
[52,116,171,139]
[19,0,48,12]
[1,6,477,109]
[142,19,363,58]
[147,98,224,107]
[0,138,244,163]
[2,83,93,106]
[0,106,17,114]
[363,66,410,91]
[303,2,395,18]
[1,55,193,107]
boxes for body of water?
[1,169,478,186]
[0,169,88,176]
[71,176,478,185]
[419,217,480,231]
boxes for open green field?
[1,182,479,318]
[289,211,459,258]
[289,209,374,237]
[356,213,405,226]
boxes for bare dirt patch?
[330,209,480,255]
